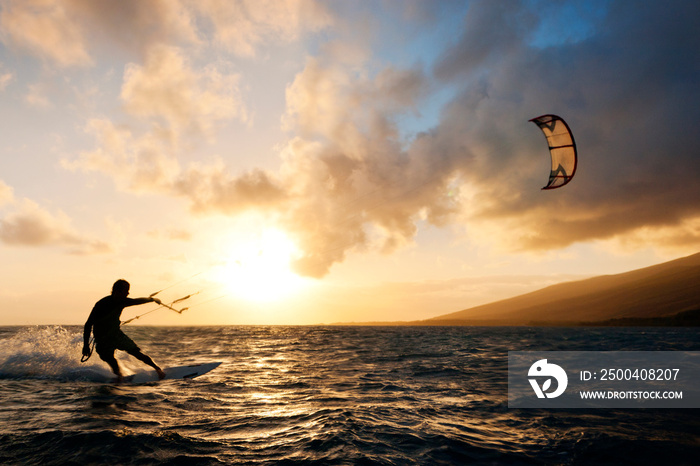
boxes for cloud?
[434,1,537,80]
[191,0,700,277]
[173,164,287,215]
[283,56,428,139]
[121,45,247,138]
[427,0,700,253]
[68,0,199,57]
[64,118,180,193]
[54,0,700,278]
[0,0,332,67]
[193,0,333,56]
[66,44,249,193]
[0,199,111,254]
[71,119,289,216]
[0,0,91,67]
[92,48,446,277]
[177,53,452,278]
[0,0,195,66]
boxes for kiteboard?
[118,362,221,384]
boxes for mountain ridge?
[422,252,700,325]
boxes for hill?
[421,252,700,326]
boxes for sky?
[1,0,699,326]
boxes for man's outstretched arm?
[123,297,161,307]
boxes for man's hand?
[82,344,91,357]
[152,297,162,305]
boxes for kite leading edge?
[530,114,577,190]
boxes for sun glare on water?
[217,229,308,302]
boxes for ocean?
[0,325,698,465]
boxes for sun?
[216,229,307,302]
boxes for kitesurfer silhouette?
[83,279,166,382]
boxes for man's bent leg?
[99,351,123,382]
[116,332,166,380]
[127,348,166,379]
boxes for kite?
[530,114,577,190]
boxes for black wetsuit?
[84,296,151,358]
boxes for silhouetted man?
[83,279,166,382]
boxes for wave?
[0,429,224,465]
[1,326,124,382]
[1,325,699,465]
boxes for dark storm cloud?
[427,0,700,251]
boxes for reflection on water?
[0,325,699,464]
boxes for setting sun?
[216,229,308,302]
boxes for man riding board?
[83,279,166,382]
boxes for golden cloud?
[0,0,91,66]
[0,199,111,254]
[193,0,333,56]
[0,0,332,66]
[121,44,247,137]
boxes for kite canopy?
[530,114,577,190]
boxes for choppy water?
[0,325,698,465]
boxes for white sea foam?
[0,325,113,380]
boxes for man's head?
[111,279,130,297]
